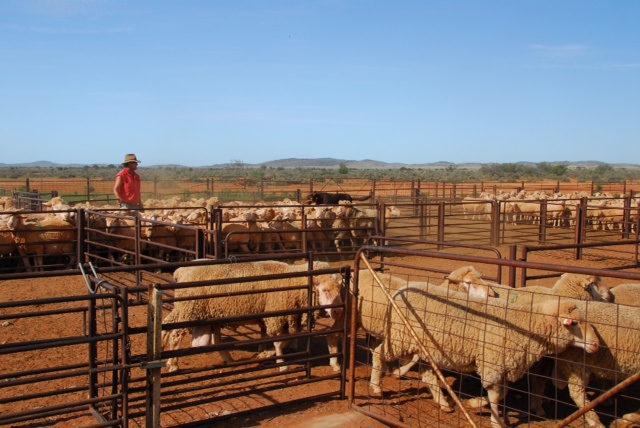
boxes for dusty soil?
[1,244,639,428]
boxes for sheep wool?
[553,300,640,428]
[162,260,342,372]
[371,283,600,428]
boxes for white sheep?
[609,283,640,306]
[370,283,600,428]
[356,265,495,393]
[162,260,343,373]
[476,273,613,417]
[7,213,77,271]
[490,273,612,305]
[552,300,640,428]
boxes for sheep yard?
[1,187,640,427]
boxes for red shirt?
[116,168,141,205]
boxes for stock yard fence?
[0,195,638,277]
[0,255,349,427]
[2,177,640,206]
[349,246,640,428]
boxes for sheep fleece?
[168,261,332,337]
[382,285,582,387]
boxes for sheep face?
[445,266,496,299]
[561,273,612,302]
[313,274,343,320]
[561,317,600,354]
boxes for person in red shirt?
[113,154,143,210]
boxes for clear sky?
[2,1,639,167]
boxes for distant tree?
[338,164,349,174]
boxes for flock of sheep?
[158,256,640,428]
[463,189,640,232]
[356,265,640,428]
[0,194,402,271]
[3,189,640,427]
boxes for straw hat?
[122,154,141,166]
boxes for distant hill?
[1,158,639,170]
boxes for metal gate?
[0,268,129,426]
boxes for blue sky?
[1,1,639,167]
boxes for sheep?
[267,215,302,252]
[356,265,495,386]
[482,273,612,417]
[104,215,146,263]
[7,213,77,271]
[490,273,612,305]
[609,283,640,306]
[220,221,252,254]
[552,300,640,428]
[389,266,498,379]
[143,214,178,262]
[462,197,492,221]
[241,210,263,253]
[332,204,359,253]
[162,260,344,373]
[370,284,600,428]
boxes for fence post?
[574,198,587,259]
[146,284,163,428]
[539,200,547,245]
[25,178,30,192]
[508,245,517,288]
[87,178,91,201]
[622,195,632,239]
[213,208,222,259]
[153,177,158,199]
[490,201,499,247]
[195,228,206,259]
[437,201,445,250]
[76,208,86,266]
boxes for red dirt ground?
[1,245,639,427]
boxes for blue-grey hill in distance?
[1,158,639,170]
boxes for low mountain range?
[1,158,639,170]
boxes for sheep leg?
[392,354,420,378]
[326,330,341,372]
[211,325,234,365]
[163,328,188,372]
[33,254,44,271]
[528,357,554,418]
[370,342,385,395]
[486,385,508,428]
[274,339,290,372]
[565,372,605,428]
[19,251,33,272]
[421,368,453,412]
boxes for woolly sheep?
[490,273,612,306]
[356,265,495,381]
[370,283,600,428]
[609,283,640,306]
[8,213,77,271]
[551,300,640,428]
[471,273,612,417]
[162,260,343,373]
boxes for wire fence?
[1,177,639,205]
